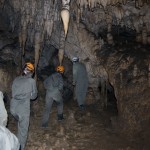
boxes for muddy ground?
[6,94,150,150]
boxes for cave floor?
[7,96,148,150]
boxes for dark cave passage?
[106,83,118,115]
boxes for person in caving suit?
[0,91,20,150]
[10,62,38,150]
[41,65,64,128]
[0,91,8,127]
[72,57,88,110]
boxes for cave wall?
[98,44,150,136]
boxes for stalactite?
[30,0,37,24]
[107,0,111,5]
[19,14,28,67]
[106,13,113,44]
[44,19,54,38]
[43,3,54,39]
[59,0,70,66]
[11,0,20,11]
[138,0,144,7]
[142,25,147,45]
[87,0,91,8]
[61,9,70,37]
[34,31,42,81]
[113,5,124,25]
[90,0,96,9]
[135,0,139,8]
[21,26,27,57]
[76,7,80,25]
[133,65,138,77]
[100,0,108,9]
[107,23,112,32]
[58,30,65,66]
[61,0,70,36]
[107,33,114,45]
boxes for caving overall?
[41,72,64,127]
[73,62,88,109]
[10,74,37,150]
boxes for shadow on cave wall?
[106,83,118,114]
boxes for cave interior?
[0,0,150,149]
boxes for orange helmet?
[56,66,65,73]
[26,62,34,71]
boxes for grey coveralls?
[41,72,64,127]
[0,125,20,150]
[73,62,88,106]
[0,91,8,126]
[10,75,37,150]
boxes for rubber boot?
[57,114,64,121]
[79,104,85,111]
[41,122,48,128]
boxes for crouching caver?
[10,62,38,150]
[41,66,64,128]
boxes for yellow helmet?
[26,62,34,71]
[56,66,65,73]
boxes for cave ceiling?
[0,0,150,89]
[0,0,150,81]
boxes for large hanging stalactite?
[58,0,71,66]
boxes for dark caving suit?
[73,61,88,109]
[10,74,37,150]
[41,72,64,127]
